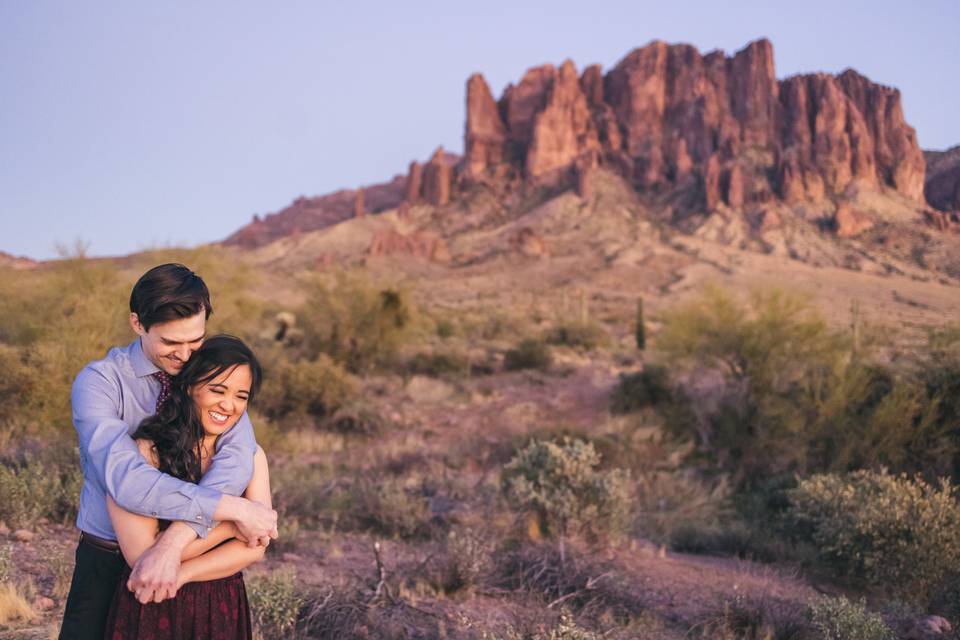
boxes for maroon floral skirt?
[104,567,252,640]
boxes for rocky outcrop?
[463,38,926,210]
[834,204,874,237]
[368,229,451,262]
[924,146,960,212]
[509,227,549,258]
[224,177,406,249]
[0,251,37,270]
[464,74,508,180]
[353,188,366,218]
[422,148,453,206]
[415,147,459,207]
[405,161,423,203]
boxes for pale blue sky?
[2,0,957,259]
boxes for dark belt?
[79,531,121,555]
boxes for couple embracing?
[59,263,279,640]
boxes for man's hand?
[216,494,278,548]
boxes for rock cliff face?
[224,38,939,253]
[463,39,925,211]
[925,146,960,212]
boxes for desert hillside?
[3,38,960,640]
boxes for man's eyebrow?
[161,334,205,345]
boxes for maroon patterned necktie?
[154,371,172,412]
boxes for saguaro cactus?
[635,297,646,351]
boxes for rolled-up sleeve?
[73,367,222,537]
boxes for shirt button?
[196,515,202,521]
[151,512,158,516]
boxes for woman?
[103,335,270,640]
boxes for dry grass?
[0,582,36,627]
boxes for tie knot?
[154,371,172,412]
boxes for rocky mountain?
[224,38,958,274]
[925,145,960,212]
[459,39,924,220]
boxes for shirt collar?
[130,338,161,378]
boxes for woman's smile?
[192,364,252,437]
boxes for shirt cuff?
[186,486,222,538]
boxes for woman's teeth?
[209,411,228,424]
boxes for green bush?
[656,286,948,484]
[298,271,421,373]
[501,437,632,538]
[788,470,960,604]
[504,338,553,372]
[0,447,83,529]
[257,354,357,422]
[609,365,674,414]
[544,321,607,351]
[0,344,36,428]
[405,350,471,378]
[808,596,894,640]
[247,569,305,639]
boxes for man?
[60,263,278,640]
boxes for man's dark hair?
[129,263,213,331]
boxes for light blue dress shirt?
[72,338,257,540]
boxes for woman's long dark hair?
[134,335,262,483]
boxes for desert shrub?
[657,286,948,484]
[788,470,960,604]
[0,344,36,427]
[435,528,492,593]
[257,354,357,422]
[633,469,730,544]
[296,582,369,639]
[496,542,643,622]
[0,258,130,433]
[808,595,894,640]
[0,446,83,529]
[545,321,607,351]
[504,338,553,372]
[501,437,632,538]
[270,462,338,531]
[323,400,387,436]
[0,544,12,583]
[346,477,433,539]
[609,365,674,414]
[696,594,810,640]
[247,569,305,639]
[298,271,421,373]
[405,349,471,378]
[482,611,603,640]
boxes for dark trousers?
[59,540,127,640]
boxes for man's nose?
[175,345,191,362]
